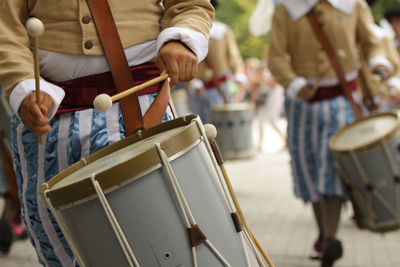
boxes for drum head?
[330,112,398,152]
[211,102,254,112]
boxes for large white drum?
[211,103,255,160]
[40,115,267,267]
[330,112,400,232]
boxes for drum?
[329,112,400,232]
[171,88,191,117]
[210,103,255,160]
[40,115,267,267]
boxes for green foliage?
[214,0,270,60]
[370,0,400,21]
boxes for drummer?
[269,1,393,266]
[188,0,247,123]
[0,1,214,266]
[358,0,400,111]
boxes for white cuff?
[387,77,400,92]
[286,77,307,100]
[234,72,248,84]
[157,27,209,63]
[9,79,65,120]
[369,56,394,74]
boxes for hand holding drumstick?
[19,18,53,142]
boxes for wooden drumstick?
[204,124,275,267]
[94,74,169,112]
[26,18,45,144]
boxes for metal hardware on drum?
[40,115,271,267]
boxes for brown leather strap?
[306,10,363,119]
[86,0,143,135]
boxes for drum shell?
[211,103,255,160]
[42,116,261,266]
[330,112,400,232]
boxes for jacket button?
[82,16,91,24]
[84,41,93,49]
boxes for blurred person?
[0,90,27,255]
[383,8,400,56]
[188,0,247,123]
[269,0,393,266]
[358,0,400,111]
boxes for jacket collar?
[281,0,356,21]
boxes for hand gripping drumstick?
[93,74,169,112]
[26,18,45,144]
[204,124,275,267]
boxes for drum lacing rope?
[42,187,86,266]
[194,119,266,267]
[350,150,400,220]
[90,175,140,267]
[380,139,400,211]
[155,143,231,267]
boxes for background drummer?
[188,0,247,124]
[0,1,214,266]
[268,0,393,266]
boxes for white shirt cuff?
[287,77,307,100]
[157,27,209,63]
[9,79,65,120]
[234,72,248,84]
[387,77,400,92]
[369,56,394,74]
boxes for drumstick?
[26,18,45,144]
[94,74,169,112]
[204,124,275,267]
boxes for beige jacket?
[360,31,400,96]
[197,21,245,82]
[268,0,385,90]
[0,0,214,95]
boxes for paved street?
[1,121,400,266]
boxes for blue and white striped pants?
[284,95,355,203]
[10,94,172,267]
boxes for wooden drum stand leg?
[204,125,275,267]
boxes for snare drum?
[211,103,255,160]
[329,112,400,232]
[40,115,266,267]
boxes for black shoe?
[0,218,13,255]
[321,239,343,267]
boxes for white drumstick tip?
[26,17,45,37]
[204,124,217,140]
[94,94,112,112]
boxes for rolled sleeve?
[10,79,65,119]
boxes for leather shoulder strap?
[306,10,362,119]
[86,0,143,135]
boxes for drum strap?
[86,0,172,135]
[306,10,363,119]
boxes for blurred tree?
[370,0,400,21]
[215,0,270,60]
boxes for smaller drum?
[329,112,400,232]
[171,88,191,117]
[211,103,255,160]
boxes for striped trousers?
[10,94,172,267]
[284,95,355,203]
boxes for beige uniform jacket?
[0,0,214,95]
[197,21,244,82]
[360,33,400,96]
[268,0,384,89]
